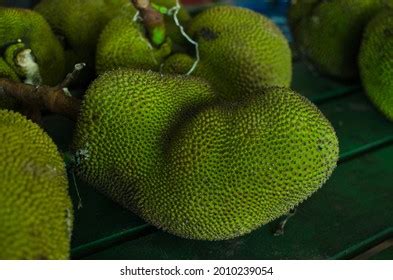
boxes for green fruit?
[34,0,134,76]
[359,9,393,121]
[95,0,190,74]
[72,69,338,240]
[72,70,215,201]
[287,0,320,44]
[95,15,172,75]
[293,0,392,80]
[0,7,65,85]
[163,6,292,100]
[0,109,72,259]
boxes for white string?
[168,0,200,75]
[71,170,83,209]
[133,10,141,22]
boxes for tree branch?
[0,64,85,121]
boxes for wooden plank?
[292,63,359,103]
[82,144,393,260]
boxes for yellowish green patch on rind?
[0,109,72,259]
[294,0,393,80]
[73,70,338,240]
[164,6,292,100]
[0,8,65,85]
[359,9,393,121]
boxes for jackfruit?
[72,69,338,240]
[149,0,191,47]
[95,0,190,74]
[35,0,189,77]
[0,7,65,85]
[34,0,134,77]
[292,0,392,80]
[359,9,393,121]
[0,109,72,259]
[162,6,292,100]
[287,0,320,44]
[95,15,172,75]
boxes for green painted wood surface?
[42,61,393,260]
[83,144,393,260]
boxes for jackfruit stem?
[0,64,84,121]
[131,0,166,46]
[274,208,297,236]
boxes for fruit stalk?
[0,64,84,121]
[131,0,166,46]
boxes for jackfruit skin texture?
[72,70,215,210]
[293,0,393,80]
[73,70,338,240]
[96,15,171,75]
[359,9,393,121]
[0,8,65,85]
[0,110,72,259]
[287,0,320,44]
[95,0,190,74]
[34,0,134,77]
[163,6,292,100]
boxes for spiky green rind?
[0,109,72,259]
[96,15,171,74]
[293,0,393,80]
[152,0,192,47]
[164,6,292,100]
[73,70,338,240]
[72,70,215,205]
[287,0,320,44]
[359,9,393,120]
[0,8,65,85]
[34,0,134,75]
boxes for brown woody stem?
[131,0,166,46]
[0,64,85,121]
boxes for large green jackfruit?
[95,0,190,74]
[292,0,393,80]
[359,9,393,121]
[162,6,292,100]
[72,69,338,240]
[0,8,65,85]
[0,109,72,259]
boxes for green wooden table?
[43,61,393,260]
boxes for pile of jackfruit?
[289,0,393,121]
[9,0,393,259]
